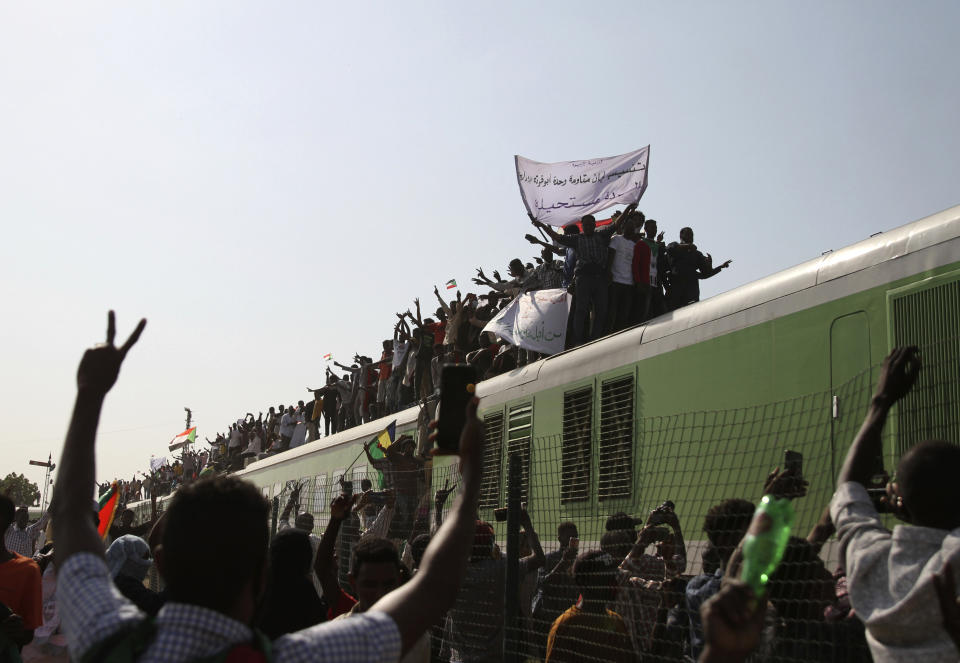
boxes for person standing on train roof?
[531,212,617,346]
[665,227,731,310]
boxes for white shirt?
[279,413,296,438]
[831,481,960,662]
[57,552,400,663]
[609,235,637,285]
[4,511,50,557]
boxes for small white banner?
[482,288,571,355]
[149,456,168,472]
[515,146,650,227]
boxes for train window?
[261,486,271,500]
[314,474,327,515]
[562,386,593,503]
[330,468,345,504]
[272,481,282,501]
[507,403,533,503]
[352,466,368,488]
[598,375,634,500]
[480,412,504,509]
[890,274,960,455]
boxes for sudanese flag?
[97,483,120,540]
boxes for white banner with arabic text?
[482,288,571,355]
[515,145,650,227]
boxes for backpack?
[81,617,273,663]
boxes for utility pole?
[29,454,56,511]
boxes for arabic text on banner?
[482,288,571,355]
[515,146,650,227]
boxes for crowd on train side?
[91,209,733,493]
[3,313,960,663]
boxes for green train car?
[141,204,960,559]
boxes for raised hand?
[77,311,147,395]
[763,467,809,500]
[329,494,352,521]
[492,270,502,282]
[657,231,664,242]
[720,259,733,269]
[875,346,921,405]
[435,479,454,504]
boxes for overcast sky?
[2,1,958,498]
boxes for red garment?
[378,351,392,382]
[632,239,653,286]
[0,553,42,629]
[425,321,445,347]
[326,587,358,621]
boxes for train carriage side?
[234,408,421,515]
[473,205,960,547]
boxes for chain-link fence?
[329,338,958,662]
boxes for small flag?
[445,279,457,290]
[169,426,197,451]
[376,420,397,449]
[323,353,332,361]
[97,483,120,540]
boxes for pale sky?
[2,1,959,498]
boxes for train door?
[829,312,872,478]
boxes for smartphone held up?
[435,364,478,454]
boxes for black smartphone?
[784,450,803,477]
[436,364,478,453]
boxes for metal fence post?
[271,496,279,536]
[504,452,521,663]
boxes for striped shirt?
[58,552,401,663]
[4,511,50,557]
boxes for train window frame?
[480,409,505,510]
[506,401,534,504]
[561,384,594,503]
[598,372,635,501]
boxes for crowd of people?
[96,206,733,492]
[2,313,959,663]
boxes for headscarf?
[105,534,152,581]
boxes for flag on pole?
[97,483,120,540]
[169,426,197,451]
[323,353,332,360]
[445,279,457,290]
[376,420,397,450]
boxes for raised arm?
[315,495,351,601]
[372,398,483,655]
[519,506,546,570]
[530,217,566,245]
[837,346,920,486]
[433,286,452,316]
[52,311,146,565]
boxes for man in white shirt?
[277,406,296,451]
[831,346,960,662]
[4,505,50,557]
[607,211,642,334]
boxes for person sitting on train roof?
[831,345,960,661]
[664,227,731,310]
[51,311,487,663]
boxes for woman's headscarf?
[105,534,152,581]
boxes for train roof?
[234,401,421,477]
[476,203,960,404]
